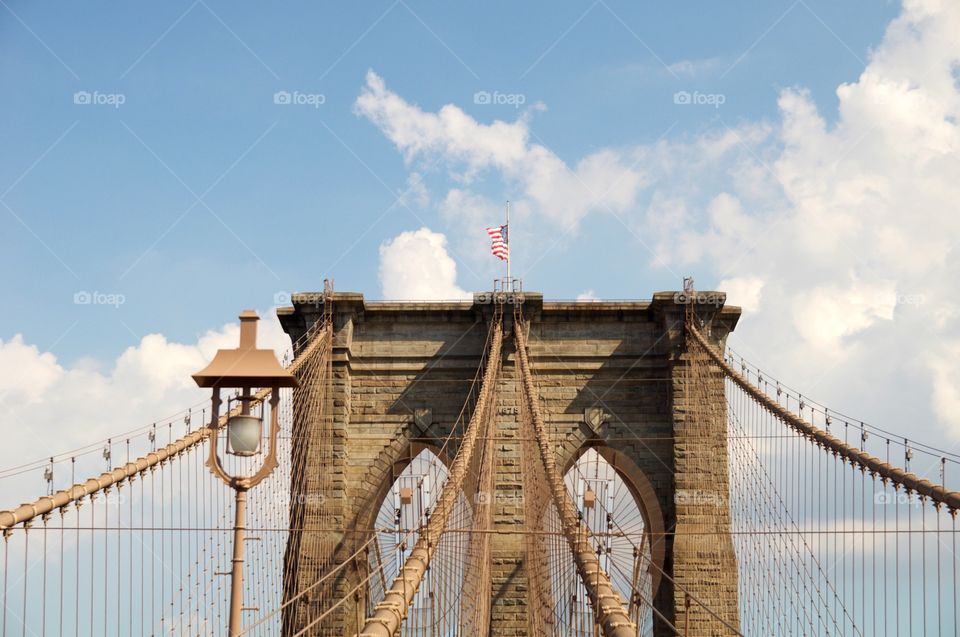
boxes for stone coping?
[276,291,741,320]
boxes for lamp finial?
[238,310,259,350]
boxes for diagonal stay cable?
[690,325,960,513]
[514,310,638,637]
[0,318,332,530]
[354,317,503,637]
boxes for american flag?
[486,225,509,261]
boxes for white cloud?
[378,227,471,300]
[439,188,507,230]
[398,172,430,208]
[357,1,960,439]
[354,68,769,280]
[0,336,61,403]
[436,189,512,265]
[927,341,960,430]
[718,276,764,314]
[576,289,599,302]
[0,314,290,474]
[792,277,897,353]
[699,0,960,433]
[354,70,531,174]
[355,70,648,229]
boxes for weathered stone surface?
[279,292,741,636]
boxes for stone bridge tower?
[278,290,741,636]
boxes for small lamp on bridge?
[192,310,299,637]
[583,488,596,509]
[225,412,262,457]
[192,310,299,485]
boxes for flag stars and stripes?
[486,225,509,261]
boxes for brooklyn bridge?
[0,282,956,636]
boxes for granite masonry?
[278,291,741,636]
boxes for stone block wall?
[278,292,741,636]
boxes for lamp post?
[192,310,299,636]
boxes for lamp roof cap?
[192,310,299,389]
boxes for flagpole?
[506,200,511,288]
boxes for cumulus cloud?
[439,188,500,229]
[718,277,764,314]
[355,70,648,229]
[378,227,471,300]
[927,343,960,431]
[792,277,897,353]
[357,1,960,437]
[0,314,290,473]
[680,0,960,434]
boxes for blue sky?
[1,0,896,361]
[2,4,960,633]
[3,0,960,460]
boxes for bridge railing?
[691,327,960,511]
[0,315,330,636]
[689,325,960,635]
[723,346,960,495]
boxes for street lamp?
[192,310,299,636]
